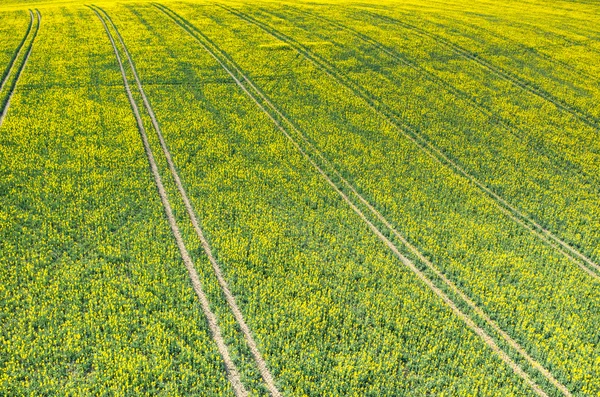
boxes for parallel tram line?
[0,10,40,129]
[89,7,248,396]
[421,12,600,82]
[278,6,600,188]
[432,0,600,53]
[93,6,281,396]
[154,4,571,396]
[360,10,600,131]
[0,10,33,95]
[217,5,600,281]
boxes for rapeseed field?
[1,0,598,395]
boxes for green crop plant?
[1,0,598,396]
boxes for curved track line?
[170,4,573,394]
[283,7,599,189]
[89,7,248,396]
[430,0,600,54]
[429,13,600,82]
[0,10,33,95]
[95,6,281,396]
[219,5,600,281]
[0,10,39,129]
[361,10,600,131]
[154,4,560,396]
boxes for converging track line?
[0,10,40,129]
[219,5,600,281]
[154,4,569,396]
[94,6,281,396]
[279,7,600,189]
[89,7,248,396]
[361,10,600,131]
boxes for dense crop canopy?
[0,0,598,396]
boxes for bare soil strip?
[221,6,600,281]
[90,7,248,396]
[0,11,33,95]
[95,6,281,396]
[0,10,39,129]
[155,4,558,396]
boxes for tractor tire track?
[218,5,600,281]
[268,6,600,191]
[427,12,600,82]
[361,10,600,131]
[94,6,281,396]
[507,18,600,57]
[0,10,33,96]
[0,10,40,129]
[441,0,600,54]
[89,7,248,396]
[154,4,566,396]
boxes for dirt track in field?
[227,5,600,282]
[96,6,282,396]
[155,4,564,396]
[91,7,248,397]
[0,10,39,128]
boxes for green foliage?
[0,6,233,396]
[1,1,599,396]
